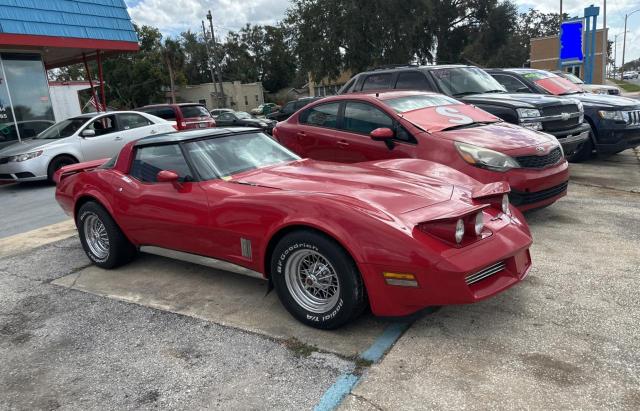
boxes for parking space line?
[314,321,412,411]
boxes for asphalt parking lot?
[1,149,639,410]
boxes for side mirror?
[370,127,394,141]
[157,170,180,186]
[81,129,96,137]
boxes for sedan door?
[215,112,236,127]
[79,114,122,160]
[116,113,165,142]
[287,102,345,160]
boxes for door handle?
[337,140,350,148]
[149,129,158,135]
[114,136,123,141]
[296,131,306,141]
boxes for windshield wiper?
[452,91,481,97]
[441,121,496,131]
[482,89,507,94]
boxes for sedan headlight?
[8,150,43,162]
[516,108,541,118]
[455,142,520,172]
[598,110,624,121]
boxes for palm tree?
[162,38,185,104]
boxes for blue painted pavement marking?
[314,321,412,411]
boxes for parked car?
[210,108,234,119]
[274,90,569,211]
[622,71,638,80]
[0,119,55,149]
[339,65,590,157]
[250,103,280,116]
[266,97,323,122]
[0,111,175,183]
[214,111,276,134]
[135,103,216,130]
[551,71,620,95]
[487,68,640,160]
[54,127,532,329]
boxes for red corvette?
[55,128,532,329]
[273,91,570,211]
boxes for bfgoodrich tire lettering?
[77,201,136,269]
[271,230,366,329]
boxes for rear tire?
[47,155,77,182]
[77,201,136,269]
[271,230,367,329]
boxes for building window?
[244,96,248,106]
[255,95,259,102]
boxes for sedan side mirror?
[157,170,181,188]
[81,129,96,137]
[370,127,394,141]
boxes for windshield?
[180,105,211,118]
[183,132,299,180]
[562,72,584,84]
[35,117,88,139]
[514,70,583,95]
[431,67,506,96]
[235,112,252,119]
[384,94,461,113]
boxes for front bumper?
[594,124,640,154]
[547,123,591,156]
[0,156,49,182]
[359,212,533,317]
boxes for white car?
[0,111,175,183]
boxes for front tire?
[271,230,367,329]
[77,202,136,269]
[47,155,77,182]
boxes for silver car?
[0,111,175,183]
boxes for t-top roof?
[0,0,139,68]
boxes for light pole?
[621,9,640,74]
[602,0,606,81]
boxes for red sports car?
[55,128,532,329]
[273,91,569,211]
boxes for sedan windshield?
[235,112,253,119]
[562,72,584,84]
[384,94,461,113]
[431,67,506,97]
[183,132,299,180]
[35,117,88,139]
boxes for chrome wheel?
[284,249,340,313]
[83,213,110,260]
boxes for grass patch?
[609,79,640,93]
[283,337,317,358]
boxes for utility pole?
[602,0,607,82]
[622,9,640,75]
[207,10,226,108]
[201,20,219,107]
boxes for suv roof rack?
[372,64,419,71]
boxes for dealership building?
[0,0,138,147]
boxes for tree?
[181,30,211,84]
[161,38,185,104]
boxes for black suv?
[338,65,590,157]
[487,68,640,160]
[266,97,323,122]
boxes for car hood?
[461,93,566,109]
[227,159,454,214]
[434,122,555,152]
[564,93,640,109]
[0,139,57,157]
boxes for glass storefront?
[0,53,54,149]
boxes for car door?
[289,102,343,160]
[79,114,122,160]
[116,113,160,142]
[334,101,415,162]
[113,143,212,255]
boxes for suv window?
[118,113,153,130]
[85,115,117,136]
[361,73,392,91]
[180,105,211,118]
[491,74,528,93]
[143,107,176,121]
[299,103,340,128]
[130,144,193,183]
[395,71,431,90]
[282,102,296,114]
[343,102,393,134]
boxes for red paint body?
[55,135,533,317]
[274,91,569,211]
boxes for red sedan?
[273,91,569,211]
[55,128,532,329]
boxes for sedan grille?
[625,110,640,126]
[516,147,563,169]
[510,181,569,206]
[465,261,506,285]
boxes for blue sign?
[560,20,584,63]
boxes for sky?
[124,0,640,67]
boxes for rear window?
[141,107,176,121]
[362,74,392,91]
[180,105,211,118]
[395,72,431,90]
[384,95,460,113]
